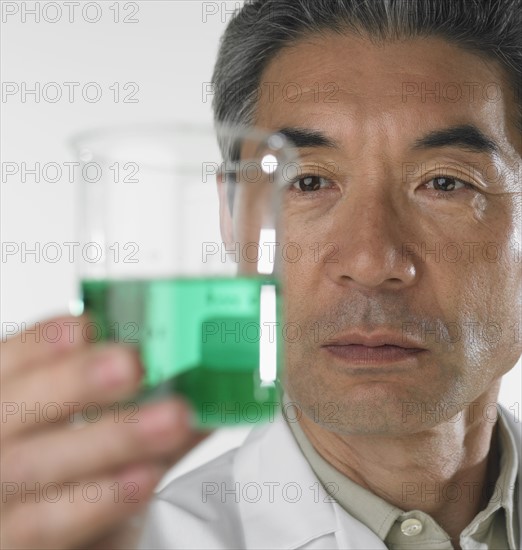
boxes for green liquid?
[81,277,283,427]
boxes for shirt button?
[401,518,423,537]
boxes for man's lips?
[322,330,427,349]
[323,343,427,364]
[320,330,428,365]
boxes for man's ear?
[216,169,234,247]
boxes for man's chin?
[285,383,452,436]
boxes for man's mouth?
[322,344,426,364]
[321,330,428,365]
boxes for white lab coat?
[139,404,522,549]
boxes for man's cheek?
[281,263,318,312]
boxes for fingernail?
[138,403,181,438]
[90,347,137,389]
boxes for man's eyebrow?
[274,124,500,155]
[412,124,500,155]
[276,127,338,149]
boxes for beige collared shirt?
[284,392,519,549]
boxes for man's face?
[246,33,522,435]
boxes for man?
[1,0,520,549]
[140,0,522,548]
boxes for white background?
[1,0,520,483]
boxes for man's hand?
[1,314,210,549]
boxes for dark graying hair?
[212,0,521,166]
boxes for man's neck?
[296,389,501,546]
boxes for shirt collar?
[460,406,520,548]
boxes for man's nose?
[325,192,418,292]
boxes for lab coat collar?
[233,413,386,549]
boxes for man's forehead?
[253,33,518,157]
[259,33,505,93]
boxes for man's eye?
[426,176,473,193]
[291,175,332,192]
